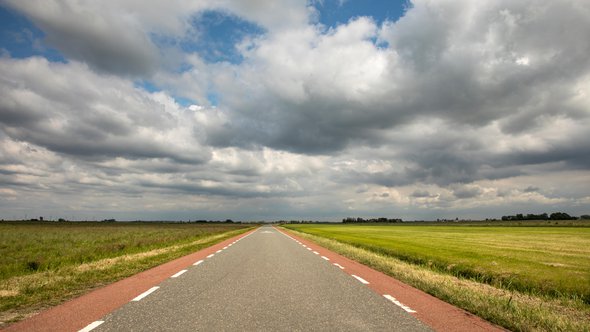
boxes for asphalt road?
[91,225,431,331]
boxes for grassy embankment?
[0,222,254,326]
[283,223,590,332]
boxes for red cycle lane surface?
[2,228,258,332]
[276,227,506,332]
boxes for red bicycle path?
[2,228,258,332]
[276,227,506,332]
[3,226,506,332]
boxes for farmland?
[283,223,590,331]
[0,221,253,325]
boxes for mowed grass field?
[285,223,590,299]
[284,223,590,331]
[0,221,253,325]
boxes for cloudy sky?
[1,0,589,221]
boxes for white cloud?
[3,0,161,75]
[0,57,210,163]
[2,0,314,75]
[213,0,315,31]
[1,0,589,220]
[516,57,530,66]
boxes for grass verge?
[0,222,254,326]
[283,224,590,300]
[282,227,590,332]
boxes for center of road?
[82,226,431,332]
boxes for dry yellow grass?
[1,232,233,301]
[0,291,18,298]
[0,225,253,326]
[285,228,590,332]
[74,232,231,273]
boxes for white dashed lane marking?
[279,229,414,316]
[207,254,214,258]
[171,270,187,278]
[78,320,104,332]
[384,294,417,313]
[352,275,370,285]
[193,260,204,266]
[132,286,159,302]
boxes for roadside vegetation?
[283,223,590,332]
[0,221,253,326]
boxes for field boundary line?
[3,227,259,332]
[278,226,506,332]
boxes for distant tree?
[580,215,590,220]
[549,212,575,220]
[502,213,552,221]
[342,217,402,223]
[525,213,549,220]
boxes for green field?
[0,221,253,325]
[284,223,590,300]
[283,223,590,331]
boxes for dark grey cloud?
[3,1,161,76]
[137,180,276,199]
[2,0,314,76]
[452,185,482,199]
[0,57,209,164]
[330,169,410,188]
[0,100,47,126]
[411,190,434,198]
[203,0,590,168]
[497,138,590,170]
[1,0,589,221]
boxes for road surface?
[89,225,431,331]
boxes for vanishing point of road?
[94,226,429,331]
[5,225,504,332]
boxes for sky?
[0,0,589,221]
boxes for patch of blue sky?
[206,92,219,107]
[181,10,265,65]
[315,0,410,28]
[174,96,197,108]
[170,94,218,109]
[0,5,66,62]
[134,74,216,108]
[134,80,161,94]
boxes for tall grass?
[0,222,253,325]
[283,224,590,332]
[284,224,590,302]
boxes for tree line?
[501,212,580,221]
[342,217,403,223]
